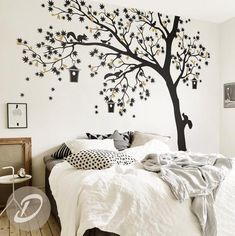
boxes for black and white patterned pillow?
[86,133,112,140]
[65,149,136,170]
[52,143,72,159]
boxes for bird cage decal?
[192,78,198,89]
[69,64,80,82]
[108,99,115,113]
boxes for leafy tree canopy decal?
[17,0,210,151]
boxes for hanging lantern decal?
[108,99,115,113]
[192,78,198,89]
[68,62,80,83]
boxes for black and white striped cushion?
[52,143,72,159]
[86,133,112,140]
[65,149,136,170]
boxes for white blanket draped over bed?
[49,159,235,236]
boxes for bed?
[44,156,235,236]
[44,132,235,236]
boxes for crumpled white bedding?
[49,159,235,236]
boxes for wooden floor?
[0,212,60,236]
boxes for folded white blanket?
[49,158,235,236]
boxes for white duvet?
[49,160,235,236]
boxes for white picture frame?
[7,103,28,128]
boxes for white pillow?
[131,131,170,147]
[65,139,116,154]
[122,139,170,161]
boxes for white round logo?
[6,186,51,231]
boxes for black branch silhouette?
[17,0,210,151]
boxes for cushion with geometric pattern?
[65,149,136,170]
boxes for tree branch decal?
[17,0,210,151]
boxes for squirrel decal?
[182,113,193,129]
[77,34,88,42]
[104,70,123,80]
[67,32,88,43]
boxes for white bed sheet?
[49,160,235,236]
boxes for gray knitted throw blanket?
[141,152,233,236]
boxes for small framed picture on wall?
[7,103,28,128]
[224,83,235,108]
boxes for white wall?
[0,0,220,188]
[220,18,235,157]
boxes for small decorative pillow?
[109,130,133,151]
[65,149,136,170]
[51,143,72,159]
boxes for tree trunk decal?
[17,0,210,150]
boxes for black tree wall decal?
[17,0,210,151]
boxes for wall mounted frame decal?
[7,103,28,129]
[224,83,235,108]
